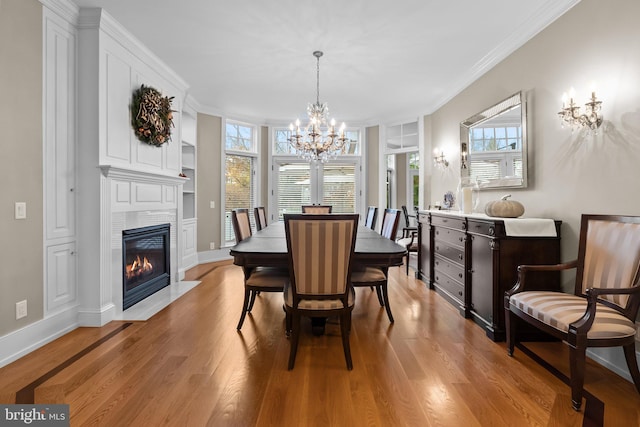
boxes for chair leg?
[405,254,409,275]
[623,342,640,394]
[340,312,353,370]
[285,308,292,337]
[247,290,258,311]
[505,306,516,356]
[288,312,301,370]
[381,282,394,323]
[375,285,384,306]
[569,339,587,411]
[236,288,251,330]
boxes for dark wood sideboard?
[418,210,562,341]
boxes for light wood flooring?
[1,261,639,426]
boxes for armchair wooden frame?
[505,214,640,411]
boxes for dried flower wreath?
[130,85,174,146]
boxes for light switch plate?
[15,202,26,219]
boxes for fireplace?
[122,224,171,310]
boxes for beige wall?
[425,0,640,367]
[196,113,222,251]
[365,126,379,208]
[0,0,43,336]
[259,126,269,218]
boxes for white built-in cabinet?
[43,7,77,315]
[180,106,198,271]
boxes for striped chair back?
[302,205,332,214]
[380,209,401,240]
[254,206,267,231]
[578,216,640,308]
[231,209,252,242]
[365,206,378,230]
[284,214,358,299]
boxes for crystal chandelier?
[289,51,349,163]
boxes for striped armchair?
[351,209,401,322]
[505,214,640,411]
[232,209,288,330]
[283,213,359,370]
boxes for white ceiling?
[70,0,579,124]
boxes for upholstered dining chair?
[505,214,640,411]
[301,205,332,214]
[231,209,288,330]
[351,208,402,322]
[283,213,359,370]
[254,206,267,231]
[364,206,378,230]
[400,205,418,239]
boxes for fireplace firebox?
[122,224,170,310]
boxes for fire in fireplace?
[122,224,170,310]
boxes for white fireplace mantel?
[100,165,188,186]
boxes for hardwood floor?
[1,261,639,426]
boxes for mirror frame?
[460,91,528,189]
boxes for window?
[469,124,522,182]
[273,128,360,155]
[273,162,358,219]
[409,152,419,211]
[272,127,361,219]
[224,121,257,245]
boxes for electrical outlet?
[210,242,215,250]
[16,300,27,319]
[210,201,215,209]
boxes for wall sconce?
[558,88,603,133]
[433,148,449,168]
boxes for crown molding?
[40,0,80,24]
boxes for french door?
[272,160,360,221]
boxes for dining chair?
[283,213,359,370]
[254,206,267,231]
[301,205,332,214]
[400,205,417,238]
[231,209,288,330]
[351,208,401,322]
[505,214,640,411]
[396,227,418,275]
[364,206,378,230]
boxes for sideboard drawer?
[434,241,465,264]
[434,227,466,248]
[434,255,465,282]
[434,270,464,303]
[466,220,498,238]
[431,214,466,231]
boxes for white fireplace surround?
[76,165,194,325]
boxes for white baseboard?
[587,346,639,383]
[197,248,232,264]
[77,302,116,327]
[0,306,79,368]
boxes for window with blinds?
[276,163,311,219]
[322,164,355,213]
[224,120,257,245]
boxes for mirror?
[460,92,527,189]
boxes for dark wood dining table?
[229,221,407,270]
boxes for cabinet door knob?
[70,188,74,192]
